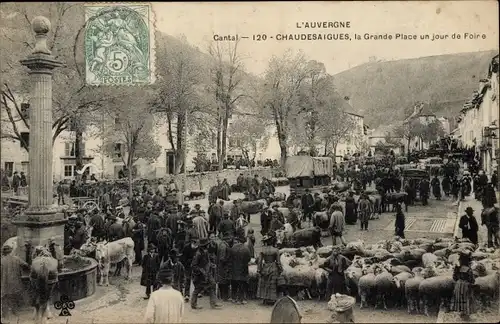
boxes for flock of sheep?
[248,237,499,316]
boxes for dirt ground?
[7,269,438,324]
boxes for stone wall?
[172,167,279,192]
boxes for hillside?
[332,50,498,128]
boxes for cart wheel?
[184,196,190,201]
[200,194,206,199]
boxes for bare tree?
[208,40,245,170]
[101,89,161,198]
[1,3,118,174]
[317,107,357,158]
[152,34,211,174]
[227,116,270,165]
[260,50,310,166]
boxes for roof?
[417,103,436,117]
[333,93,363,117]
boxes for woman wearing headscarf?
[450,251,476,320]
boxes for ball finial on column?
[31,16,51,55]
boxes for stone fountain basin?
[22,256,98,303]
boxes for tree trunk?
[75,127,84,172]
[128,164,133,200]
[175,114,185,174]
[220,104,230,171]
[216,109,222,171]
[406,137,411,159]
[332,143,338,163]
[324,139,329,156]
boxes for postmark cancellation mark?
[84,4,155,86]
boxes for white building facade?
[456,54,499,176]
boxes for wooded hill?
[331,50,498,128]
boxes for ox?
[95,237,135,286]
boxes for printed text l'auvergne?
[296,21,351,29]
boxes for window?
[211,133,217,148]
[20,103,29,120]
[20,132,29,149]
[65,142,75,157]
[21,161,29,174]
[113,143,123,160]
[64,142,86,157]
[114,118,121,131]
[64,165,75,178]
[69,118,78,131]
[4,162,14,177]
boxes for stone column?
[13,16,65,259]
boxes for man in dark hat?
[107,214,124,242]
[144,266,185,323]
[181,237,198,302]
[217,211,235,242]
[301,188,314,223]
[459,206,479,245]
[141,244,161,299]
[157,227,172,264]
[132,216,145,265]
[1,244,30,322]
[89,209,106,241]
[190,238,222,310]
[159,248,185,292]
[215,235,232,301]
[209,200,224,234]
[230,235,252,304]
[147,212,162,247]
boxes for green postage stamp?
[84,4,155,85]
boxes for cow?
[276,227,322,248]
[313,211,330,230]
[95,237,135,286]
[384,192,408,212]
[30,246,58,324]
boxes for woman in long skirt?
[256,236,285,305]
[450,251,476,320]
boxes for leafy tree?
[393,118,424,156]
[100,88,161,198]
[227,116,270,165]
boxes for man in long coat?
[1,245,30,322]
[344,191,357,225]
[192,213,209,241]
[301,189,314,222]
[431,175,442,200]
[208,184,220,205]
[191,238,222,309]
[230,235,251,304]
[217,212,235,242]
[219,179,231,201]
[141,244,161,299]
[209,200,224,233]
[215,236,231,301]
[132,217,145,265]
[147,213,162,246]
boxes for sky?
[153,1,499,76]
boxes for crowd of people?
[2,149,499,323]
